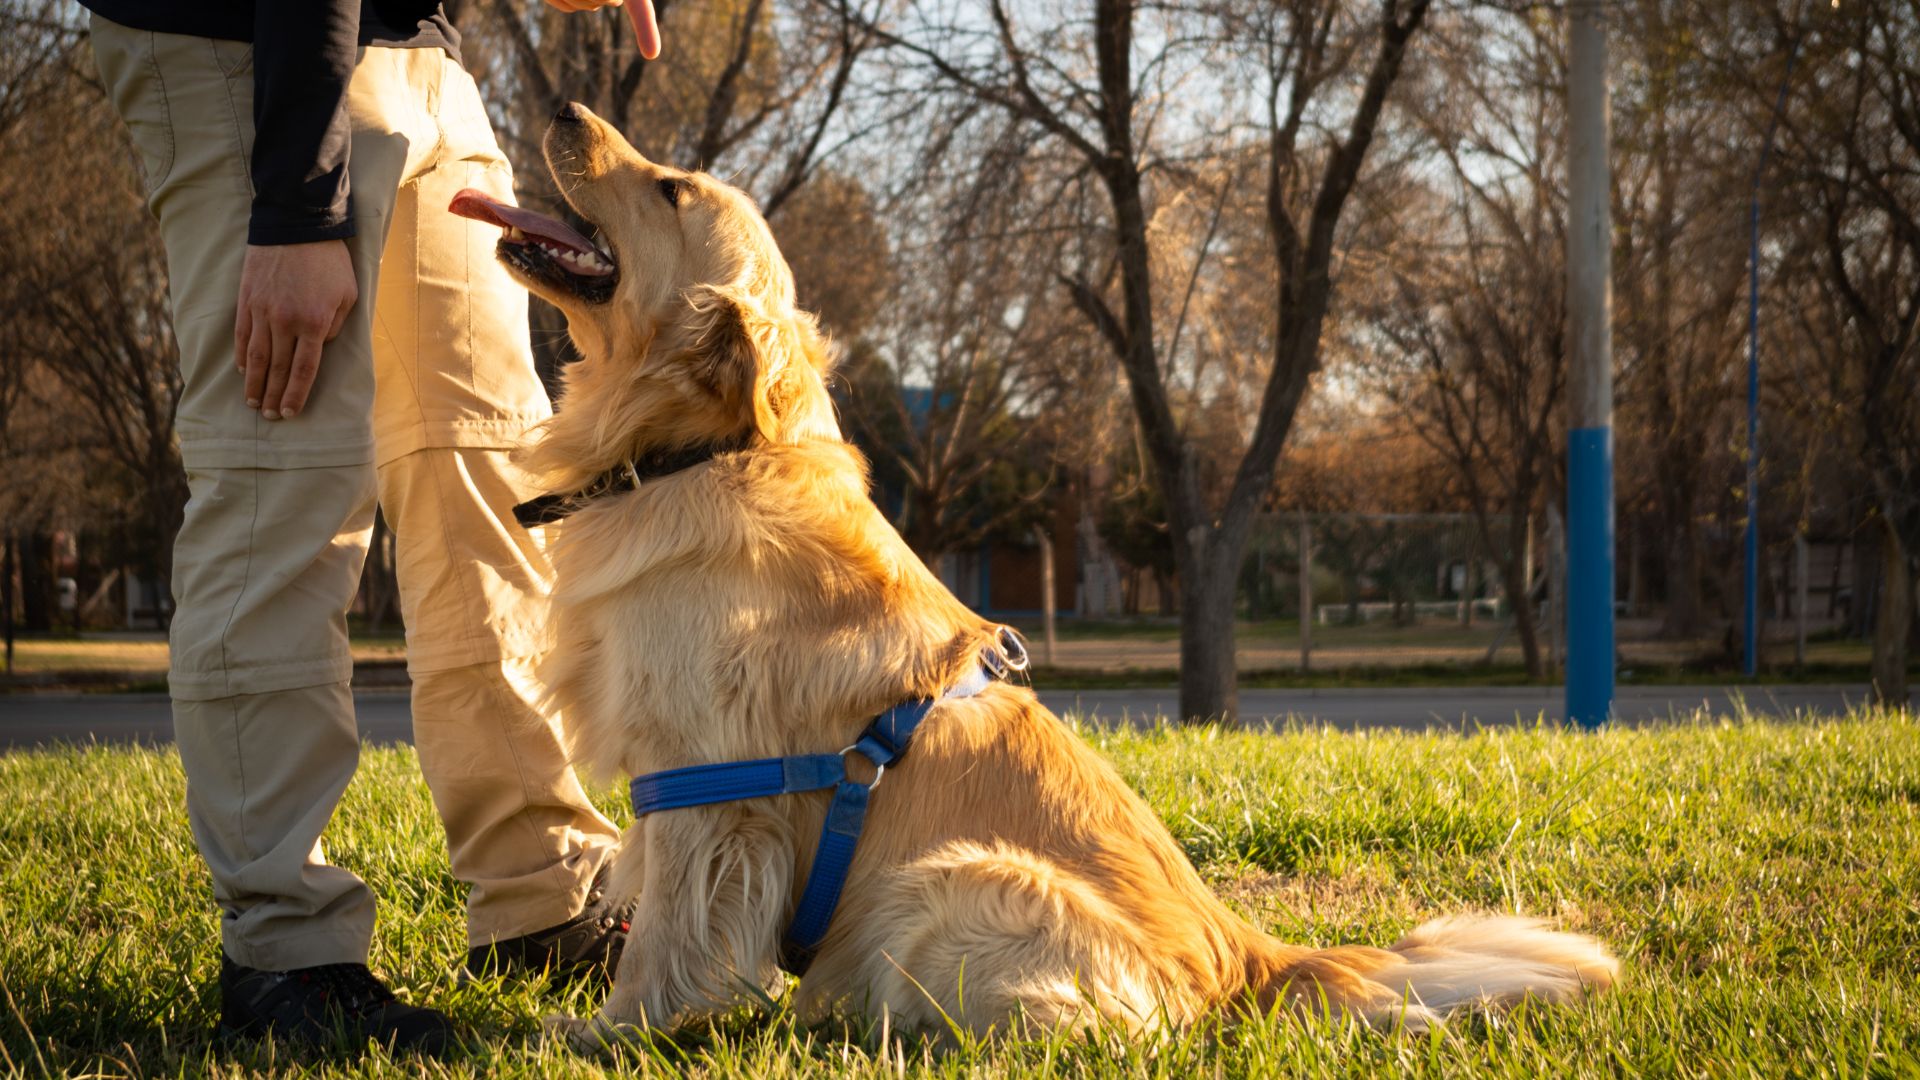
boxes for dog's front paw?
[542,1013,595,1050]
[543,1013,649,1056]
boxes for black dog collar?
[513,436,750,527]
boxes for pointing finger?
[628,0,660,59]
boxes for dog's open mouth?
[449,189,619,303]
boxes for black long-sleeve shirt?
[82,2,462,246]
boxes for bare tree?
[1361,8,1569,677]
[467,0,881,216]
[1758,0,1920,702]
[458,0,890,384]
[834,0,1435,720]
[0,3,185,615]
[835,129,1107,559]
[1612,0,1749,640]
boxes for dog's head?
[452,103,837,472]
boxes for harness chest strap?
[626,630,1028,974]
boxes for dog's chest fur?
[541,442,990,781]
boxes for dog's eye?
[658,178,685,208]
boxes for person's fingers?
[629,0,660,59]
[280,333,324,418]
[242,307,272,411]
[326,297,351,342]
[234,302,252,377]
[259,315,297,420]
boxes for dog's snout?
[554,102,590,125]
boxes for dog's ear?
[676,284,788,441]
[795,316,836,375]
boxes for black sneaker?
[217,954,455,1054]
[464,872,634,983]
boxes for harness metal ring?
[838,744,885,790]
[998,626,1029,668]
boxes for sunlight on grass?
[5,636,407,675]
[1,709,1916,1076]
[9,626,1887,687]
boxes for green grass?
[3,710,1918,1076]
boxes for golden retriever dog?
[451,102,1618,1046]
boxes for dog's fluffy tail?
[1253,915,1618,1032]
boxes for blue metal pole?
[1568,430,1615,727]
[1745,41,1800,679]
[1566,1,1613,729]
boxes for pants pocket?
[213,39,253,78]
[89,17,175,198]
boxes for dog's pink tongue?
[448,189,600,254]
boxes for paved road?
[0,684,1900,750]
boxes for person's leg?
[169,475,376,971]
[89,19,404,971]
[94,21,455,1051]
[360,50,620,949]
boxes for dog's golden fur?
[503,105,1618,1044]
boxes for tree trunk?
[1795,532,1809,670]
[3,533,14,674]
[1035,526,1057,666]
[146,475,184,630]
[1503,556,1544,680]
[20,533,54,633]
[1177,540,1239,722]
[1625,522,1639,617]
[1546,507,1566,674]
[1853,525,1881,640]
[1460,540,1476,627]
[1661,511,1704,638]
[1828,538,1846,619]
[1870,518,1911,707]
[1298,518,1312,673]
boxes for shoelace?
[288,964,396,1016]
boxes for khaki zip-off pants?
[91,18,620,971]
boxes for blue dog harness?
[627,628,1029,973]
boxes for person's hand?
[543,0,660,59]
[233,240,358,421]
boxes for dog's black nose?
[554,102,589,124]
